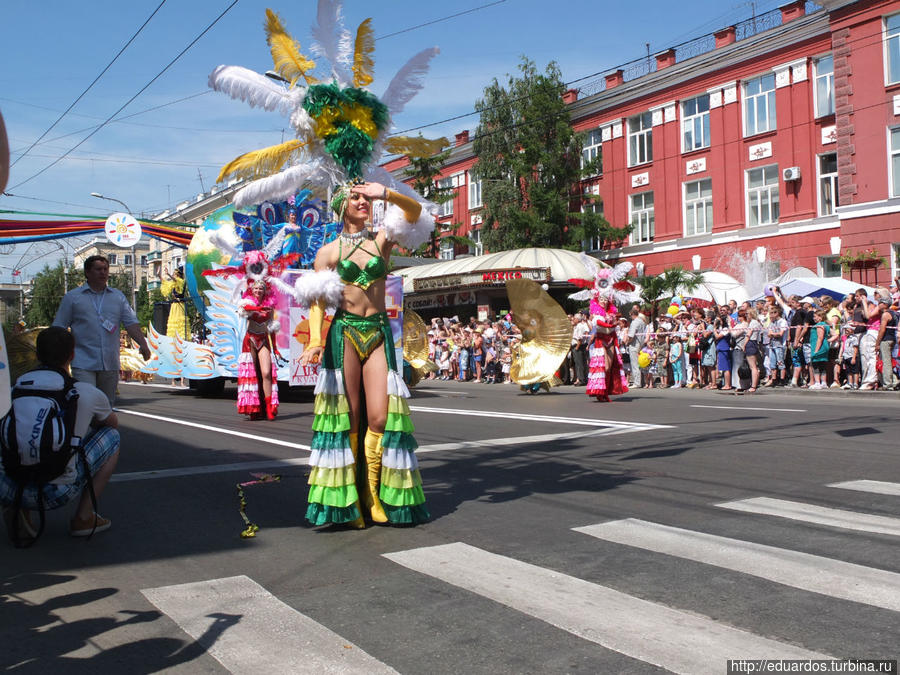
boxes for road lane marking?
[117,409,310,450]
[409,405,673,429]
[828,480,900,496]
[690,404,806,412]
[717,497,900,536]
[112,424,657,482]
[142,575,398,674]
[575,518,900,612]
[383,542,828,674]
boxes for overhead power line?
[11,0,167,168]
[9,0,240,191]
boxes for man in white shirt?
[571,312,590,386]
[0,327,121,538]
[626,307,647,388]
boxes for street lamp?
[91,192,138,308]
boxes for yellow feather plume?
[217,139,307,184]
[265,9,318,88]
[384,135,450,159]
[352,18,375,87]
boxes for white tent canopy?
[395,248,603,294]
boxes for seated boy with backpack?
[0,326,120,546]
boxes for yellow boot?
[346,432,365,529]
[362,430,388,523]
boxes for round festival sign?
[104,212,142,247]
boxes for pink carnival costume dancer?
[203,244,297,421]
[569,257,636,402]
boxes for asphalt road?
[1,379,898,674]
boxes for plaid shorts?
[0,427,120,510]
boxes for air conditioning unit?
[783,166,801,181]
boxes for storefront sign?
[405,291,476,311]
[413,267,549,292]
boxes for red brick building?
[387,0,900,289]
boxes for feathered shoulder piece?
[568,254,637,306]
[208,0,442,212]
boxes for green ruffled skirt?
[306,310,430,526]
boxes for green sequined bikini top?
[337,236,387,290]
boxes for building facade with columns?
[386,0,900,289]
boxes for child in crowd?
[458,338,470,381]
[669,334,685,388]
[840,323,861,389]
[500,346,511,383]
[765,306,788,386]
[651,333,669,389]
[439,348,450,380]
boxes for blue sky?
[0,0,788,277]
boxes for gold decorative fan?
[507,279,573,385]
[6,327,44,383]
[402,309,437,386]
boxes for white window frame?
[437,176,454,217]
[469,228,483,256]
[742,73,777,136]
[817,152,839,216]
[886,12,900,85]
[745,164,780,227]
[683,178,713,237]
[580,199,604,251]
[140,255,148,266]
[123,254,132,266]
[813,54,835,118]
[629,191,654,244]
[681,94,711,153]
[439,239,455,261]
[627,112,653,167]
[890,126,900,197]
[108,253,117,265]
[581,127,603,175]
[892,242,900,280]
[467,172,482,209]
[818,255,842,278]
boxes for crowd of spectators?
[422,277,900,393]
[617,280,900,393]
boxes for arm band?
[385,188,422,223]
[308,301,326,349]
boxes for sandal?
[748,387,757,393]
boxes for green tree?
[472,57,584,252]
[635,265,704,322]
[24,261,79,327]
[401,140,472,258]
[569,191,632,253]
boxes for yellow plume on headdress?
[265,9,318,88]
[352,18,375,87]
[217,138,308,184]
[384,135,450,158]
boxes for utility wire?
[377,0,506,40]
[9,0,241,191]
[11,0,167,167]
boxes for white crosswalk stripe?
[827,480,900,496]
[574,518,900,612]
[142,575,398,674]
[383,542,830,675]
[716,497,900,536]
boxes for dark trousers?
[572,344,588,385]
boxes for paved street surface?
[1,379,898,673]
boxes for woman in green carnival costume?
[296,180,433,528]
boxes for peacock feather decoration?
[209,0,448,209]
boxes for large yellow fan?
[402,309,437,386]
[507,279,572,385]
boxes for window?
[746,165,780,227]
[581,199,604,251]
[629,191,654,243]
[123,254,132,265]
[743,73,777,136]
[437,177,454,217]
[439,239,454,261]
[818,153,839,216]
[140,255,148,265]
[818,255,842,278]
[581,128,603,174]
[681,94,710,152]
[627,112,653,166]
[887,13,900,84]
[891,127,900,197]
[108,253,117,265]
[684,178,713,236]
[814,54,834,117]
[467,172,482,209]
[469,228,483,256]
[892,243,900,280]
